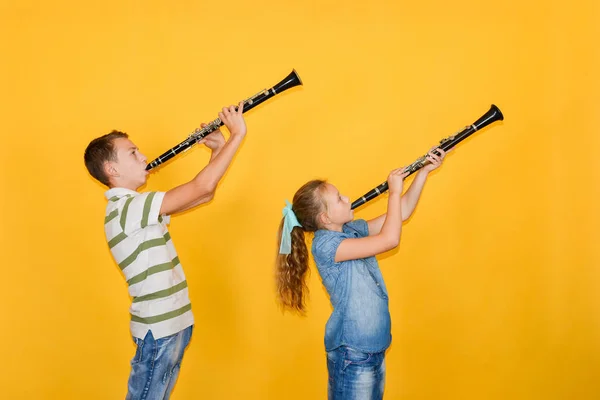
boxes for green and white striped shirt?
[104,188,194,339]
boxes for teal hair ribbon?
[279,200,302,254]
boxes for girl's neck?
[324,223,344,233]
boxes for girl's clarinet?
[146,69,303,171]
[351,104,504,210]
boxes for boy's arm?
[159,103,246,216]
[166,126,226,213]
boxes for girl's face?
[320,183,353,229]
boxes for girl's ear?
[318,211,330,227]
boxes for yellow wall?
[1,0,599,398]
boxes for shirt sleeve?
[312,232,346,267]
[344,219,369,238]
[119,191,166,235]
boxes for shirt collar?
[314,224,357,238]
[104,187,139,201]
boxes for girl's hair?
[276,180,328,314]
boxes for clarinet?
[351,104,504,210]
[146,69,303,171]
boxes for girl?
[275,148,447,400]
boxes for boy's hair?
[84,130,128,187]
[275,179,328,314]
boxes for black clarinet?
[351,104,504,210]
[146,69,303,171]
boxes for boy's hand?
[422,147,448,172]
[219,101,246,138]
[197,124,226,153]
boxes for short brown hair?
[84,130,128,186]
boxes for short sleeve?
[120,191,166,235]
[344,219,369,238]
[312,232,346,267]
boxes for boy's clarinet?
[351,104,504,210]
[146,69,303,171]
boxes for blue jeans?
[126,325,193,400]
[326,346,386,400]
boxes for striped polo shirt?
[104,187,194,339]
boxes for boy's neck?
[109,181,140,192]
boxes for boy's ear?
[104,161,119,180]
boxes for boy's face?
[320,183,353,227]
[109,138,148,189]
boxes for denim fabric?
[312,219,392,353]
[326,346,386,400]
[126,325,193,400]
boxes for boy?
[83,102,246,399]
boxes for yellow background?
[1,0,599,398]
